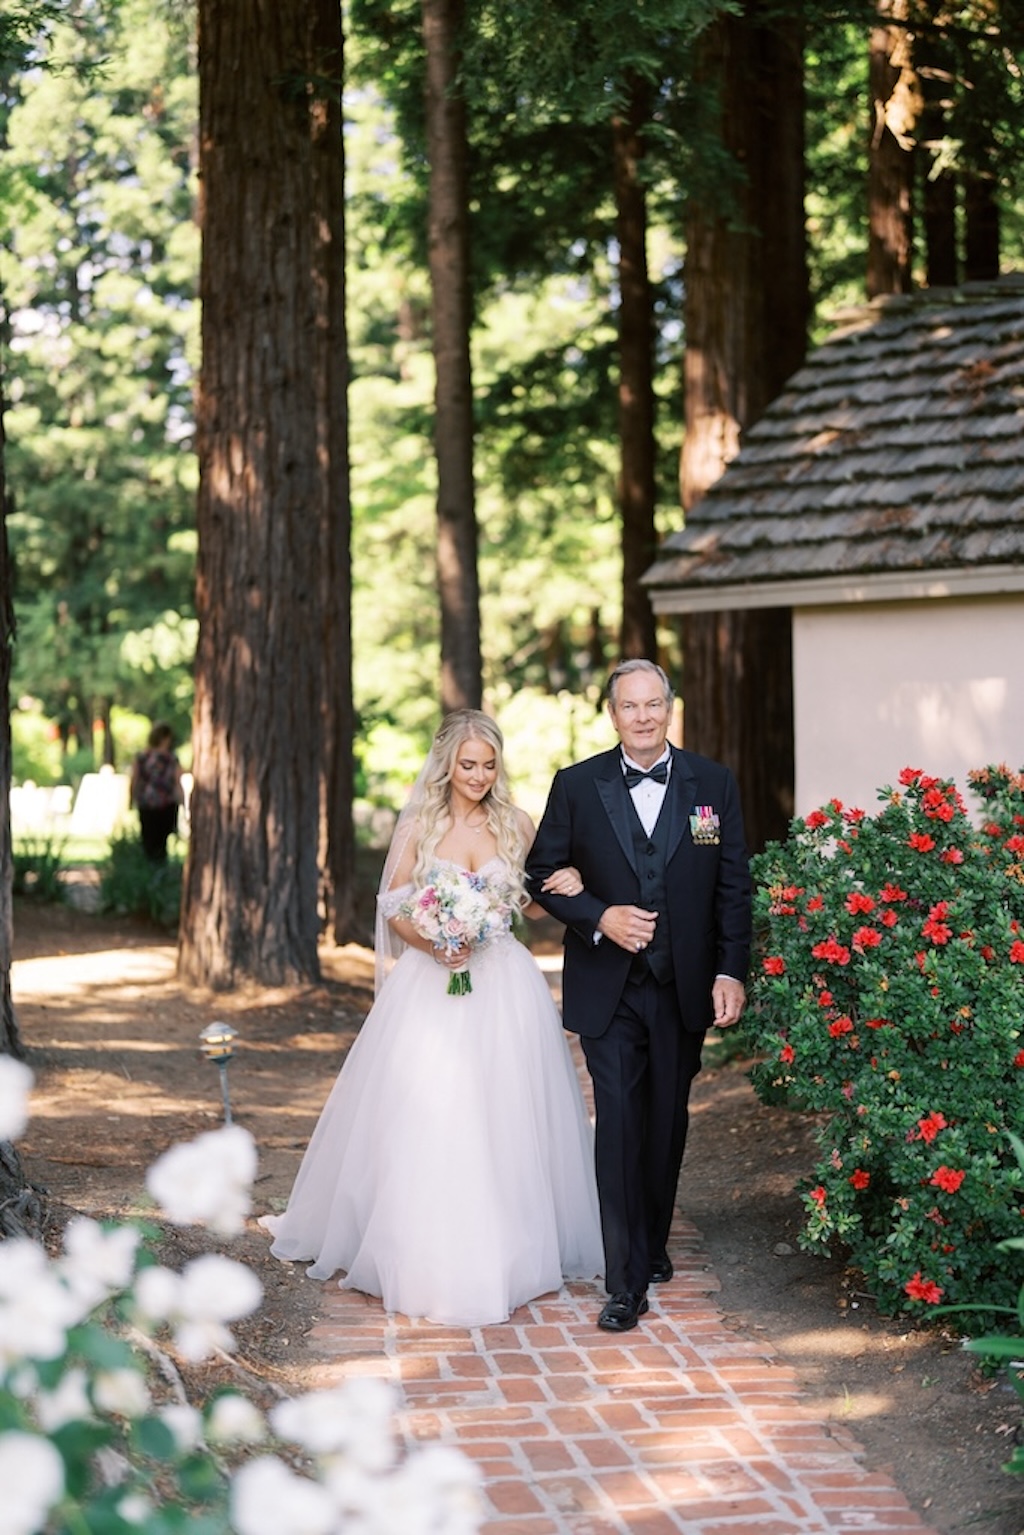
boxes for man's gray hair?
[607,659,674,709]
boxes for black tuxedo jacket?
[526,744,752,1037]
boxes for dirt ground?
[9,898,1024,1535]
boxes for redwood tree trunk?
[310,2,357,944]
[180,0,323,989]
[614,74,658,662]
[867,0,916,298]
[679,2,804,852]
[422,0,481,713]
[0,392,22,1062]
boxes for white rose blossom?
[0,1431,66,1535]
[146,1124,257,1235]
[270,1377,398,1468]
[93,1367,152,1419]
[159,1402,203,1453]
[231,1455,336,1535]
[206,1392,267,1446]
[117,1492,154,1525]
[34,1366,93,1432]
[0,1239,84,1372]
[0,1056,33,1142]
[59,1217,140,1309]
[133,1254,262,1363]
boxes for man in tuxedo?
[527,659,751,1332]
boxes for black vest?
[628,795,673,983]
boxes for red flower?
[806,894,825,911]
[852,925,882,950]
[1006,834,1024,855]
[908,832,936,853]
[899,767,922,786]
[828,1015,854,1037]
[1013,1050,1024,1068]
[809,1186,827,1206]
[845,807,866,824]
[811,937,851,966]
[983,821,1002,838]
[930,1166,965,1194]
[913,1111,948,1144]
[880,883,908,902]
[830,797,843,813]
[846,892,876,915]
[763,955,786,975]
[864,1017,890,1030]
[817,990,833,1007]
[880,910,899,927]
[1010,941,1024,965]
[922,909,952,945]
[805,810,828,829]
[940,847,964,865]
[849,1169,870,1190]
[780,1041,795,1064]
[905,1272,944,1304]
[981,945,996,962]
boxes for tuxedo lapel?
[595,757,638,873]
[665,748,698,866]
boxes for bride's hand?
[541,866,584,897]
[432,942,472,970]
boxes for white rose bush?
[0,1063,484,1534]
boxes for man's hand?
[712,976,745,1028]
[597,904,658,953]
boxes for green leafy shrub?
[12,837,66,902]
[744,764,1024,1326]
[99,834,183,928]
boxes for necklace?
[453,810,487,834]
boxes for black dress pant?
[580,969,705,1294]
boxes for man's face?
[608,671,670,766]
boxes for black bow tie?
[623,759,669,789]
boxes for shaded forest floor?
[10,898,1024,1535]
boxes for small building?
[644,279,1024,818]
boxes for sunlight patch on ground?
[13,947,177,997]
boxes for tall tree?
[422,0,481,712]
[679,0,806,852]
[311,2,357,944]
[179,0,324,989]
[614,74,658,661]
[867,0,916,296]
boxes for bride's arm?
[516,808,582,918]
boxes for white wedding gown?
[262,859,604,1327]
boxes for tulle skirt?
[261,933,604,1326]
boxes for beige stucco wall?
[793,594,1024,818]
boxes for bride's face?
[450,737,498,805]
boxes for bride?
[261,709,603,1327]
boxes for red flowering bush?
[745,764,1024,1327]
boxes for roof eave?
[646,563,1024,614]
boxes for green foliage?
[934,1132,1024,1475]
[99,833,182,928]
[12,836,66,901]
[743,765,1024,1328]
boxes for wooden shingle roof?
[644,278,1024,613]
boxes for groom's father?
[527,659,752,1332]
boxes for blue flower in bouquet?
[401,866,512,994]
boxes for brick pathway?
[301,1030,941,1535]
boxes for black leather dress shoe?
[597,1291,649,1332]
[649,1254,674,1284]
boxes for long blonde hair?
[411,710,527,903]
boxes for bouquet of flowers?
[400,865,513,995]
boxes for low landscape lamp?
[199,1021,239,1125]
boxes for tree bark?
[867,0,916,298]
[0,379,22,1061]
[421,0,482,713]
[679,2,804,853]
[614,74,658,662]
[180,0,324,989]
[964,173,999,280]
[310,2,357,944]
